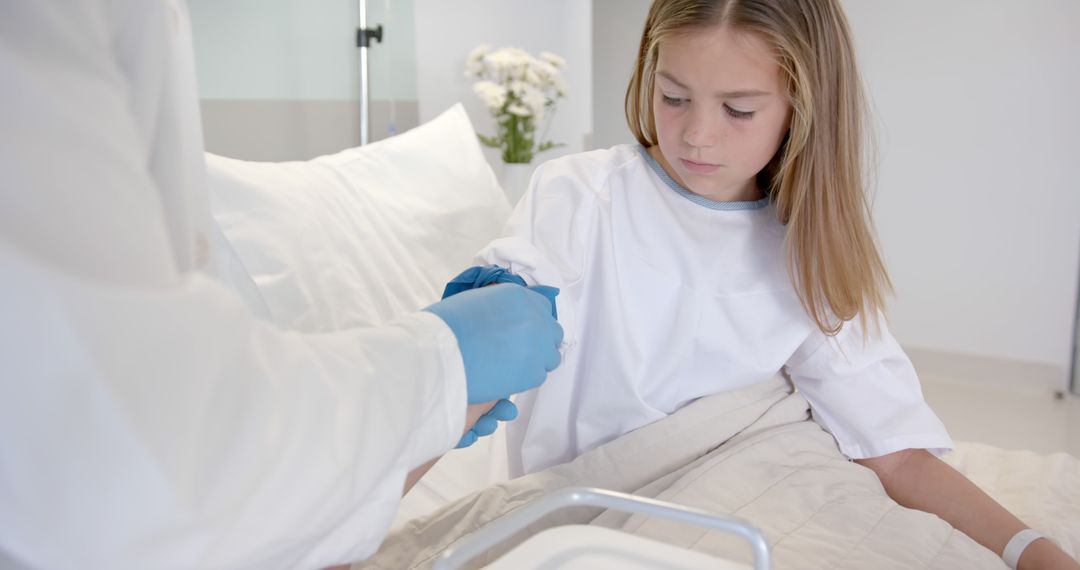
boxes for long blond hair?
[626,0,890,335]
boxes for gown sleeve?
[477,154,604,349]
[786,316,954,459]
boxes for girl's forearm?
[856,449,1079,570]
[402,401,498,495]
[857,449,1023,553]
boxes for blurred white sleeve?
[0,2,465,568]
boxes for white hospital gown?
[479,144,953,476]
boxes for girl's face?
[651,25,792,202]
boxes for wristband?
[1002,528,1046,570]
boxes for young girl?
[463,1,1078,568]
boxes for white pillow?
[206,103,510,332]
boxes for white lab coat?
[0,1,466,568]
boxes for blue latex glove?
[456,399,519,448]
[443,265,557,319]
[442,265,527,297]
[525,285,558,319]
[425,283,563,404]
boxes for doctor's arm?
[0,3,552,568]
[0,254,477,570]
[856,451,1079,570]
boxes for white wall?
[414,0,593,168]
[592,1,1080,386]
[846,1,1080,381]
[592,0,652,150]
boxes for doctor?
[0,2,561,569]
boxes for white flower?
[553,75,569,97]
[507,80,527,96]
[519,85,547,119]
[468,44,492,63]
[466,45,567,162]
[524,66,542,86]
[530,60,558,86]
[502,47,532,64]
[472,80,507,110]
[483,47,532,81]
[507,103,532,117]
[466,44,493,77]
[539,51,567,69]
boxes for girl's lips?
[680,158,720,174]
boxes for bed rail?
[432,486,771,570]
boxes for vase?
[498,162,536,208]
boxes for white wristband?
[1002,528,1046,570]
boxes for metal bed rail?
[433,487,771,570]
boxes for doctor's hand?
[442,265,558,319]
[425,283,562,404]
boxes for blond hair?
[626,0,890,335]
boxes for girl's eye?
[662,94,687,107]
[724,104,755,120]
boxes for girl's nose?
[682,107,719,148]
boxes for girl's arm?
[402,401,499,495]
[856,449,1079,570]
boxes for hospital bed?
[205,104,1080,570]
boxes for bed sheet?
[360,377,1078,569]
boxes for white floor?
[919,370,1080,459]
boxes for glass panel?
[187,0,419,159]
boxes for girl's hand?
[464,401,499,431]
[1018,539,1080,570]
[457,399,518,448]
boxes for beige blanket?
[358,377,1079,569]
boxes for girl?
[464,0,1078,568]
